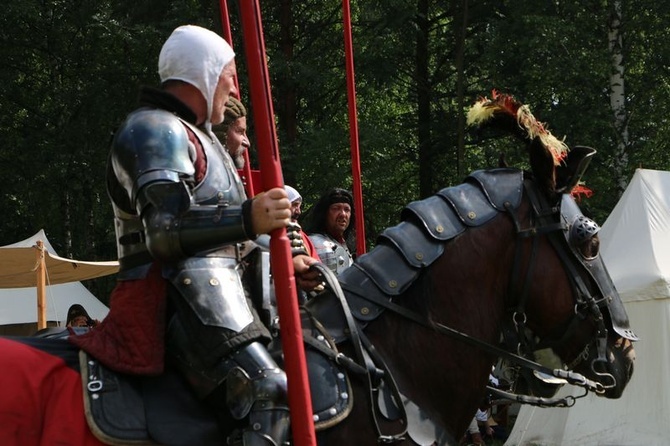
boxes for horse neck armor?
[315,168,524,338]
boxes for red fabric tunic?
[0,338,104,445]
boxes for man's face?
[326,202,351,238]
[290,199,302,222]
[225,116,249,168]
[211,60,237,125]
[68,315,89,328]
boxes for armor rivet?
[468,211,476,220]
[341,392,348,399]
[92,394,99,400]
[183,278,192,285]
[388,280,398,288]
[415,252,424,260]
[88,360,95,366]
[361,307,370,315]
[217,191,224,199]
[337,373,345,379]
[317,335,325,341]
[252,422,261,431]
[435,225,444,233]
[209,278,219,286]
[313,415,320,422]
[329,408,337,415]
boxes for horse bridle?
[328,177,622,411]
[503,177,616,392]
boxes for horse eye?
[578,234,600,259]
[569,215,600,259]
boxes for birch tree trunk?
[609,0,630,196]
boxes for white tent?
[506,168,670,446]
[0,230,117,332]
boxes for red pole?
[238,2,317,446]
[342,0,366,255]
[219,0,257,197]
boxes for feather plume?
[467,90,569,166]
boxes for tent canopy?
[0,230,117,326]
[599,168,670,302]
[506,168,670,446]
[0,230,119,288]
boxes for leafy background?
[1,0,668,300]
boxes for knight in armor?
[305,188,356,275]
[69,25,320,446]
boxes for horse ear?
[529,136,557,194]
[555,146,597,193]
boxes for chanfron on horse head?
[0,92,636,446]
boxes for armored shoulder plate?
[111,108,195,204]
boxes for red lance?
[237,1,317,446]
[342,0,367,255]
[219,0,258,197]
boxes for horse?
[0,95,636,446]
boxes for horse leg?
[0,337,104,446]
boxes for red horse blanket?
[0,337,103,445]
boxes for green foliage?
[1,0,669,298]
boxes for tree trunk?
[454,0,469,178]
[609,0,629,196]
[416,0,432,198]
[278,0,297,145]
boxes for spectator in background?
[285,185,320,262]
[66,304,99,328]
[305,188,355,275]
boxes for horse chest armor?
[327,169,524,332]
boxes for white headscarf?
[158,25,235,128]
[285,185,302,203]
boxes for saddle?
[78,310,353,445]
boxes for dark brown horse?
[0,96,636,446]
[308,94,637,444]
[308,151,636,445]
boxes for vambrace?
[139,180,253,261]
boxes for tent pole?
[35,240,47,329]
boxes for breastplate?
[180,119,247,207]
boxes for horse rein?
[326,178,616,413]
